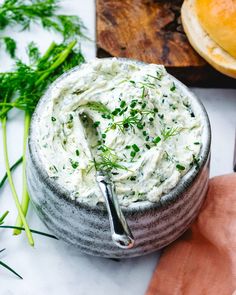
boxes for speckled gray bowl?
[26,58,211,258]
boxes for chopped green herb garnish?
[191,155,200,169]
[130,100,137,108]
[170,82,176,91]
[130,151,136,158]
[141,86,146,98]
[73,89,85,95]
[130,109,138,116]
[101,114,112,119]
[70,159,79,169]
[51,116,56,122]
[125,145,131,149]
[141,102,146,109]
[176,164,185,171]
[93,121,100,128]
[138,81,155,89]
[129,80,136,85]
[147,74,160,81]
[153,136,161,144]
[137,122,144,129]
[130,176,136,181]
[120,101,126,108]
[119,106,128,116]
[76,149,80,156]
[102,133,106,139]
[49,165,58,172]
[66,115,73,128]
[112,108,121,116]
[69,114,73,121]
[194,142,200,145]
[132,144,140,152]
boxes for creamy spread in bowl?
[35,58,202,206]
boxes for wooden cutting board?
[96,0,236,87]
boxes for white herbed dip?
[36,58,202,206]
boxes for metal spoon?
[79,113,134,249]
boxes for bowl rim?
[28,57,211,213]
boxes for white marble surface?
[0,1,236,294]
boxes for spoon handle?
[96,171,134,249]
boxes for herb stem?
[37,40,77,85]
[13,41,76,235]
[0,157,23,189]
[1,225,58,240]
[14,111,31,235]
[0,40,77,118]
[1,116,34,246]
[0,102,15,107]
[38,41,57,64]
[0,211,9,224]
[0,260,23,279]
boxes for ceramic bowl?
[26,58,211,258]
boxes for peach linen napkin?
[146,173,236,295]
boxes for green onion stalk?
[1,97,34,245]
[13,40,78,234]
[13,111,30,235]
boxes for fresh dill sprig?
[27,41,41,63]
[106,114,141,133]
[132,108,155,116]
[95,157,127,172]
[0,0,87,41]
[106,108,155,133]
[0,40,85,118]
[84,102,112,116]
[161,126,183,141]
[0,40,85,242]
[0,36,17,57]
[94,145,128,172]
[0,0,88,258]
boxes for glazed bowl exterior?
[26,58,211,258]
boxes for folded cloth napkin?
[146,174,236,295]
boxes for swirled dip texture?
[36,59,202,206]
